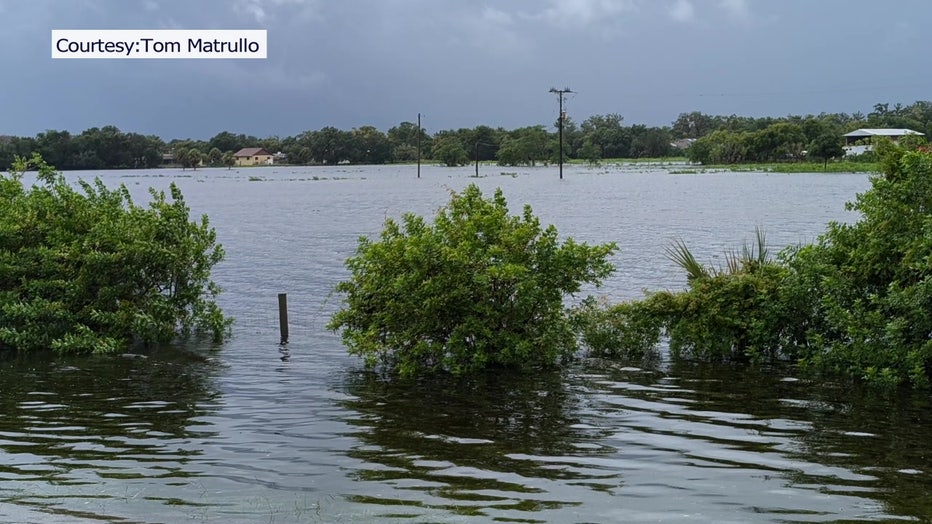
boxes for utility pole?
[416,113,421,179]
[549,87,573,180]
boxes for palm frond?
[665,239,708,281]
[754,226,769,266]
[725,247,741,275]
[738,226,770,271]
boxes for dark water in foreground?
[2,164,930,523]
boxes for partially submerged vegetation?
[328,184,616,376]
[696,160,880,174]
[581,142,932,388]
[330,141,932,389]
[579,159,879,174]
[0,154,230,354]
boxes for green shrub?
[784,149,932,387]
[572,296,664,360]
[659,263,797,363]
[603,145,932,388]
[579,246,799,364]
[328,184,617,376]
[0,154,231,353]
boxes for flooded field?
[3,163,928,523]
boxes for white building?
[843,128,924,156]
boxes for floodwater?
[2,163,930,523]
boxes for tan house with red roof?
[233,147,274,166]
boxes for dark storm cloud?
[2,0,931,139]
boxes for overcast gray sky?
[2,0,931,139]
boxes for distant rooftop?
[233,147,272,157]
[843,128,924,138]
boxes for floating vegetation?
[241,175,360,182]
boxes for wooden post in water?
[278,293,289,344]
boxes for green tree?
[431,134,468,166]
[685,138,713,164]
[310,126,354,164]
[0,136,37,171]
[497,125,550,166]
[629,125,673,158]
[388,121,432,162]
[259,136,282,155]
[185,149,203,170]
[283,132,315,165]
[0,154,230,353]
[35,130,75,169]
[672,111,717,139]
[896,133,928,151]
[124,133,163,168]
[807,132,844,167]
[580,114,630,159]
[207,147,223,166]
[352,125,392,164]
[82,125,134,168]
[579,138,601,165]
[471,125,504,161]
[557,116,581,159]
[208,131,257,154]
[799,116,838,144]
[328,184,617,376]
[222,151,236,169]
[174,148,189,170]
[707,130,749,164]
[745,122,807,162]
[208,131,241,153]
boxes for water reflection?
[340,360,931,522]
[587,360,931,522]
[0,347,223,520]
[787,380,932,520]
[341,369,615,520]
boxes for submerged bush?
[579,230,801,364]
[328,184,617,376]
[0,154,231,353]
[596,146,932,388]
[572,296,665,360]
[784,149,932,387]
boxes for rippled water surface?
[3,164,931,523]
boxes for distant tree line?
[3,100,932,170]
[0,126,165,171]
[679,101,932,164]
